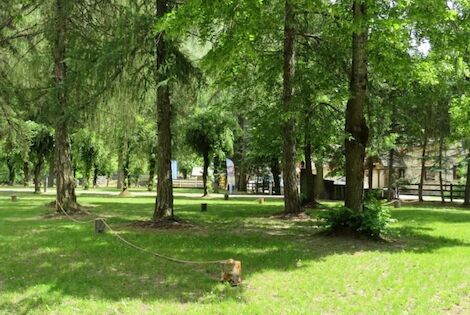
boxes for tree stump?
[11,195,17,202]
[224,193,229,200]
[393,200,401,208]
[221,259,242,286]
[258,197,265,204]
[201,203,208,212]
[95,219,106,233]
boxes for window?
[398,168,405,179]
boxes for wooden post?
[224,193,229,200]
[258,197,265,204]
[11,195,17,202]
[95,219,106,233]
[221,259,242,286]
[201,203,208,212]
[450,184,453,202]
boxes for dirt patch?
[118,190,133,197]
[270,212,313,221]
[130,217,195,230]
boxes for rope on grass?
[55,201,229,266]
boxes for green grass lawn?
[1,194,470,314]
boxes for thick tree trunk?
[438,135,445,203]
[418,131,428,202]
[464,153,470,206]
[202,150,209,197]
[153,0,174,220]
[271,157,281,195]
[53,0,78,212]
[344,0,369,212]
[23,162,30,187]
[55,123,78,211]
[83,163,92,190]
[235,116,247,192]
[33,160,43,194]
[387,149,394,201]
[147,154,156,191]
[314,160,325,199]
[281,0,301,214]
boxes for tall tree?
[344,0,369,211]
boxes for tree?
[344,0,369,211]
[185,107,235,196]
[29,122,54,193]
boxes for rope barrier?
[55,201,229,265]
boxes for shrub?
[318,198,396,238]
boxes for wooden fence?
[398,184,466,201]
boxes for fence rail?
[398,183,466,201]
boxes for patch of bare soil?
[270,212,312,221]
[118,190,133,197]
[130,217,195,230]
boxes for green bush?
[318,198,396,238]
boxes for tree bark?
[418,130,428,202]
[271,157,281,195]
[117,147,123,189]
[147,154,156,191]
[281,0,301,214]
[202,150,209,197]
[314,160,325,199]
[367,157,373,190]
[464,153,470,206]
[33,160,43,193]
[93,163,98,188]
[387,149,394,201]
[53,0,78,212]
[303,138,315,203]
[344,0,369,212]
[48,155,55,187]
[23,162,30,187]
[6,157,15,186]
[438,135,445,203]
[153,0,174,220]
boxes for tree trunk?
[93,163,98,188]
[271,157,281,195]
[314,160,325,199]
[438,135,445,203]
[281,0,301,214]
[153,0,174,220]
[387,149,395,201]
[464,153,470,206]
[367,157,373,190]
[147,154,156,191]
[235,116,247,192]
[48,155,55,187]
[213,155,220,193]
[202,150,209,197]
[83,162,92,190]
[344,0,369,212]
[53,0,78,212]
[23,162,30,187]
[117,148,123,189]
[6,157,15,186]
[418,131,428,202]
[303,139,315,203]
[33,160,43,194]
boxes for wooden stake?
[258,197,265,204]
[221,259,242,286]
[95,219,106,233]
[11,195,17,202]
[201,203,208,212]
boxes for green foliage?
[318,198,396,238]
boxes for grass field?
[1,193,470,314]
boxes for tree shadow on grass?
[1,200,470,312]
